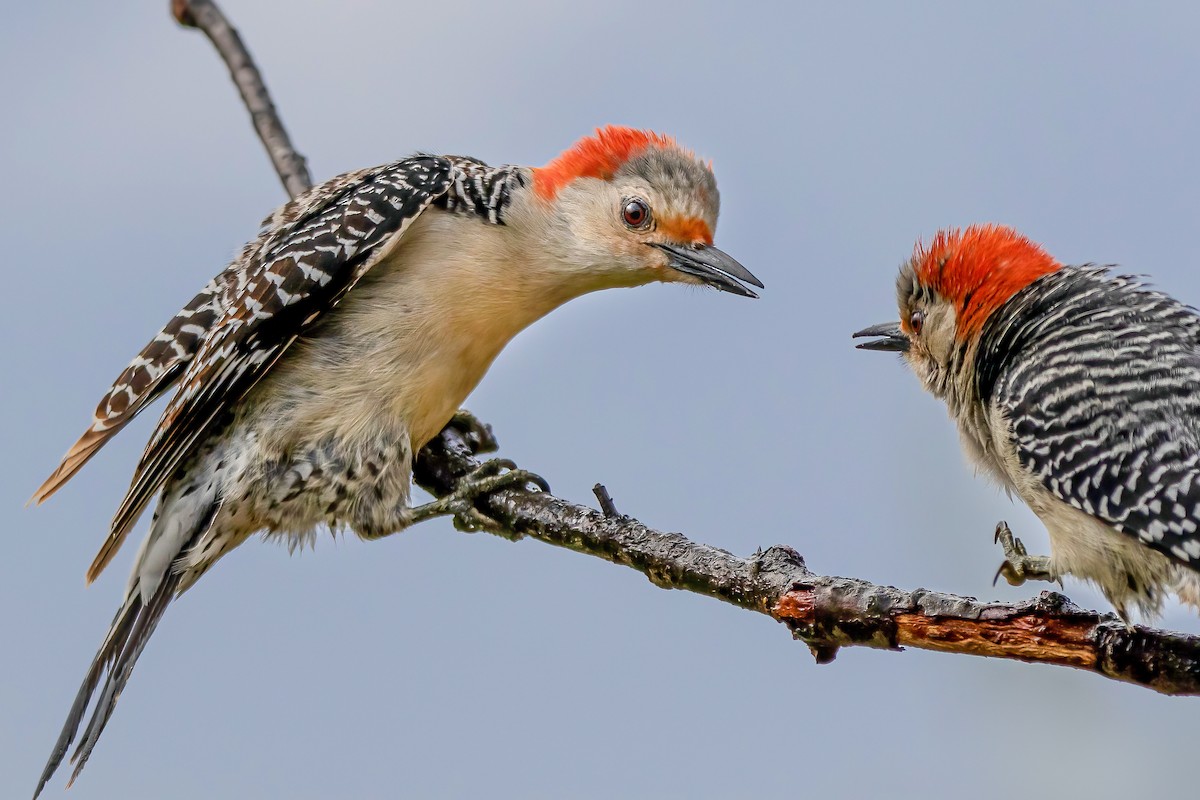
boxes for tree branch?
[414,415,1200,697]
[172,0,312,198]
[592,483,621,517]
[174,0,1200,698]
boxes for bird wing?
[30,162,412,506]
[995,268,1200,569]
[83,155,458,581]
[30,279,227,505]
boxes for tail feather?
[68,574,178,785]
[36,456,223,797]
[32,599,138,799]
[33,574,179,799]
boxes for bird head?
[854,224,1062,394]
[528,126,762,298]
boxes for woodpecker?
[30,126,761,795]
[854,224,1200,623]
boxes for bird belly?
[156,413,416,593]
[1024,484,1187,618]
[982,404,1200,617]
[233,414,415,542]
[400,337,508,450]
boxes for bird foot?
[992,521,1060,588]
[409,458,549,533]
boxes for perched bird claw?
[447,410,499,454]
[992,521,1057,588]
[409,458,549,533]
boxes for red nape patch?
[914,224,1062,336]
[533,126,680,201]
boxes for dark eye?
[908,309,925,334]
[622,198,651,229]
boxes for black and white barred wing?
[30,279,227,505]
[30,162,405,506]
[85,155,456,581]
[997,267,1200,569]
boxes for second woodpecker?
[855,224,1200,621]
[31,126,761,794]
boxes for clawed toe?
[992,521,1058,588]
[409,459,549,532]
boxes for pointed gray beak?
[649,242,763,298]
[853,322,909,353]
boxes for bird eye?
[909,309,925,334]
[622,198,651,229]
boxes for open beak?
[650,242,763,298]
[852,322,909,353]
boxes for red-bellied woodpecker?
[854,224,1200,623]
[30,126,761,795]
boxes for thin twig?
[177,0,1200,697]
[592,483,620,517]
[172,0,311,198]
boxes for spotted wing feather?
[991,266,1200,568]
[29,164,397,506]
[85,155,456,581]
[30,279,227,504]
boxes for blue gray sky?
[3,2,1199,798]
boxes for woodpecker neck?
[948,266,1133,478]
[917,332,986,431]
[973,265,1108,404]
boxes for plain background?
[4,2,1199,798]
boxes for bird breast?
[244,210,580,458]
